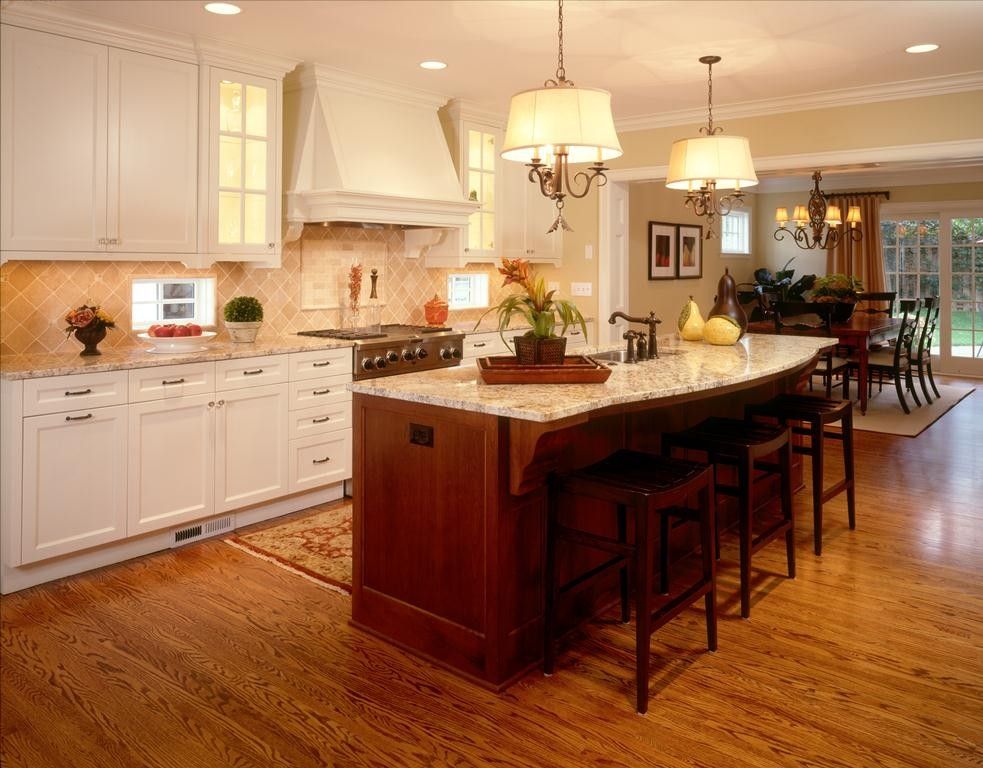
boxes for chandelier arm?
[848,227,864,243]
[528,165,553,199]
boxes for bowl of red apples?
[138,323,217,353]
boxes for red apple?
[186,323,202,336]
[154,325,175,337]
[147,324,161,337]
[173,325,191,337]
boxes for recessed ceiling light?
[204,2,241,15]
[905,43,939,54]
[419,60,447,71]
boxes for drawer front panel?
[289,347,353,382]
[215,355,288,390]
[128,362,215,403]
[464,333,509,359]
[289,429,352,493]
[288,373,352,411]
[288,401,353,441]
[23,371,128,417]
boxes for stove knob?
[374,356,387,369]
[361,358,375,371]
[386,351,399,363]
[451,347,462,359]
[415,347,429,360]
[402,349,416,361]
[439,347,453,360]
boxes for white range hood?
[283,64,477,230]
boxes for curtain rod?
[823,190,891,199]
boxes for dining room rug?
[224,502,352,595]
[851,384,975,436]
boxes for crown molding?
[195,39,297,79]
[442,99,507,129]
[756,164,983,194]
[615,71,983,133]
[286,63,449,110]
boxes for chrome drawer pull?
[312,361,331,367]
[243,369,264,376]
[312,456,331,464]
[313,388,330,395]
[64,388,93,396]
[161,378,186,385]
[312,416,331,423]
[65,413,93,422]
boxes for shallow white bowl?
[138,330,217,354]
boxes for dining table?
[748,313,902,415]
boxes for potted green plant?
[223,296,264,343]
[738,257,816,321]
[810,274,863,322]
[476,258,587,365]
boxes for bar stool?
[545,450,717,714]
[661,417,794,620]
[746,395,856,556]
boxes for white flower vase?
[225,321,262,343]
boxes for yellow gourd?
[677,296,705,341]
[703,315,742,346]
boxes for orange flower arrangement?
[64,304,116,336]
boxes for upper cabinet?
[0,25,198,259]
[501,160,563,266]
[206,69,279,262]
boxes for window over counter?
[447,273,489,309]
[131,278,216,330]
[721,209,751,256]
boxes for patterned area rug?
[225,502,352,595]
[852,384,975,437]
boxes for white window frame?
[447,273,489,310]
[720,209,751,256]
[131,277,217,330]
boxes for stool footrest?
[752,518,793,555]
[820,478,851,503]
[644,578,714,634]
[558,555,627,600]
[555,525,632,557]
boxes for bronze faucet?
[609,311,661,359]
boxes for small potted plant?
[810,274,863,322]
[223,296,264,342]
[476,258,587,365]
[64,303,116,356]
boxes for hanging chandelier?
[665,56,757,240]
[773,170,863,250]
[500,0,622,233]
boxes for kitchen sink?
[590,348,686,364]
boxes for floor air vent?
[171,515,234,547]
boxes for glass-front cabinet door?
[465,127,497,256]
[208,69,277,257]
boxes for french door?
[881,203,983,377]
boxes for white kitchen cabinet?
[0,25,198,258]
[501,159,563,265]
[463,331,510,361]
[206,68,280,261]
[215,382,289,513]
[21,405,128,564]
[289,429,352,494]
[128,394,215,536]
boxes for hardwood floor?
[2,378,981,767]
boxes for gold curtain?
[826,194,886,292]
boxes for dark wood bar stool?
[747,395,856,556]
[661,418,794,620]
[545,450,717,714]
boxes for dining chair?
[855,292,897,318]
[772,301,847,397]
[845,300,921,414]
[910,297,941,403]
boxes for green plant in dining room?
[810,273,863,303]
[223,295,264,322]
[477,257,587,350]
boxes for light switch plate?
[585,244,593,260]
[571,282,592,297]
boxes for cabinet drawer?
[566,327,588,348]
[464,333,509,359]
[23,371,128,417]
[289,347,353,381]
[289,402,352,441]
[128,362,215,403]
[288,373,352,411]
[215,355,288,390]
[289,429,352,493]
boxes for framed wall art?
[647,221,677,280]
[677,224,703,279]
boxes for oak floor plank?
[2,378,981,767]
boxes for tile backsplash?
[0,225,510,356]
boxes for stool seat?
[747,394,856,556]
[546,450,716,714]
[662,417,794,619]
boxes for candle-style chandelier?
[665,56,758,239]
[500,0,623,233]
[773,170,862,250]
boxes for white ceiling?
[37,0,983,122]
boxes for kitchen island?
[348,334,835,690]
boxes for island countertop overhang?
[348,334,837,423]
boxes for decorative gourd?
[708,268,747,340]
[677,296,705,341]
[703,315,742,345]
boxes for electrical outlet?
[571,282,592,297]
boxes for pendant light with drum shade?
[501,0,622,233]
[665,56,757,239]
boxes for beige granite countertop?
[0,335,354,380]
[348,334,836,423]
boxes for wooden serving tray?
[477,355,612,384]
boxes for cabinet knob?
[268,242,275,249]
